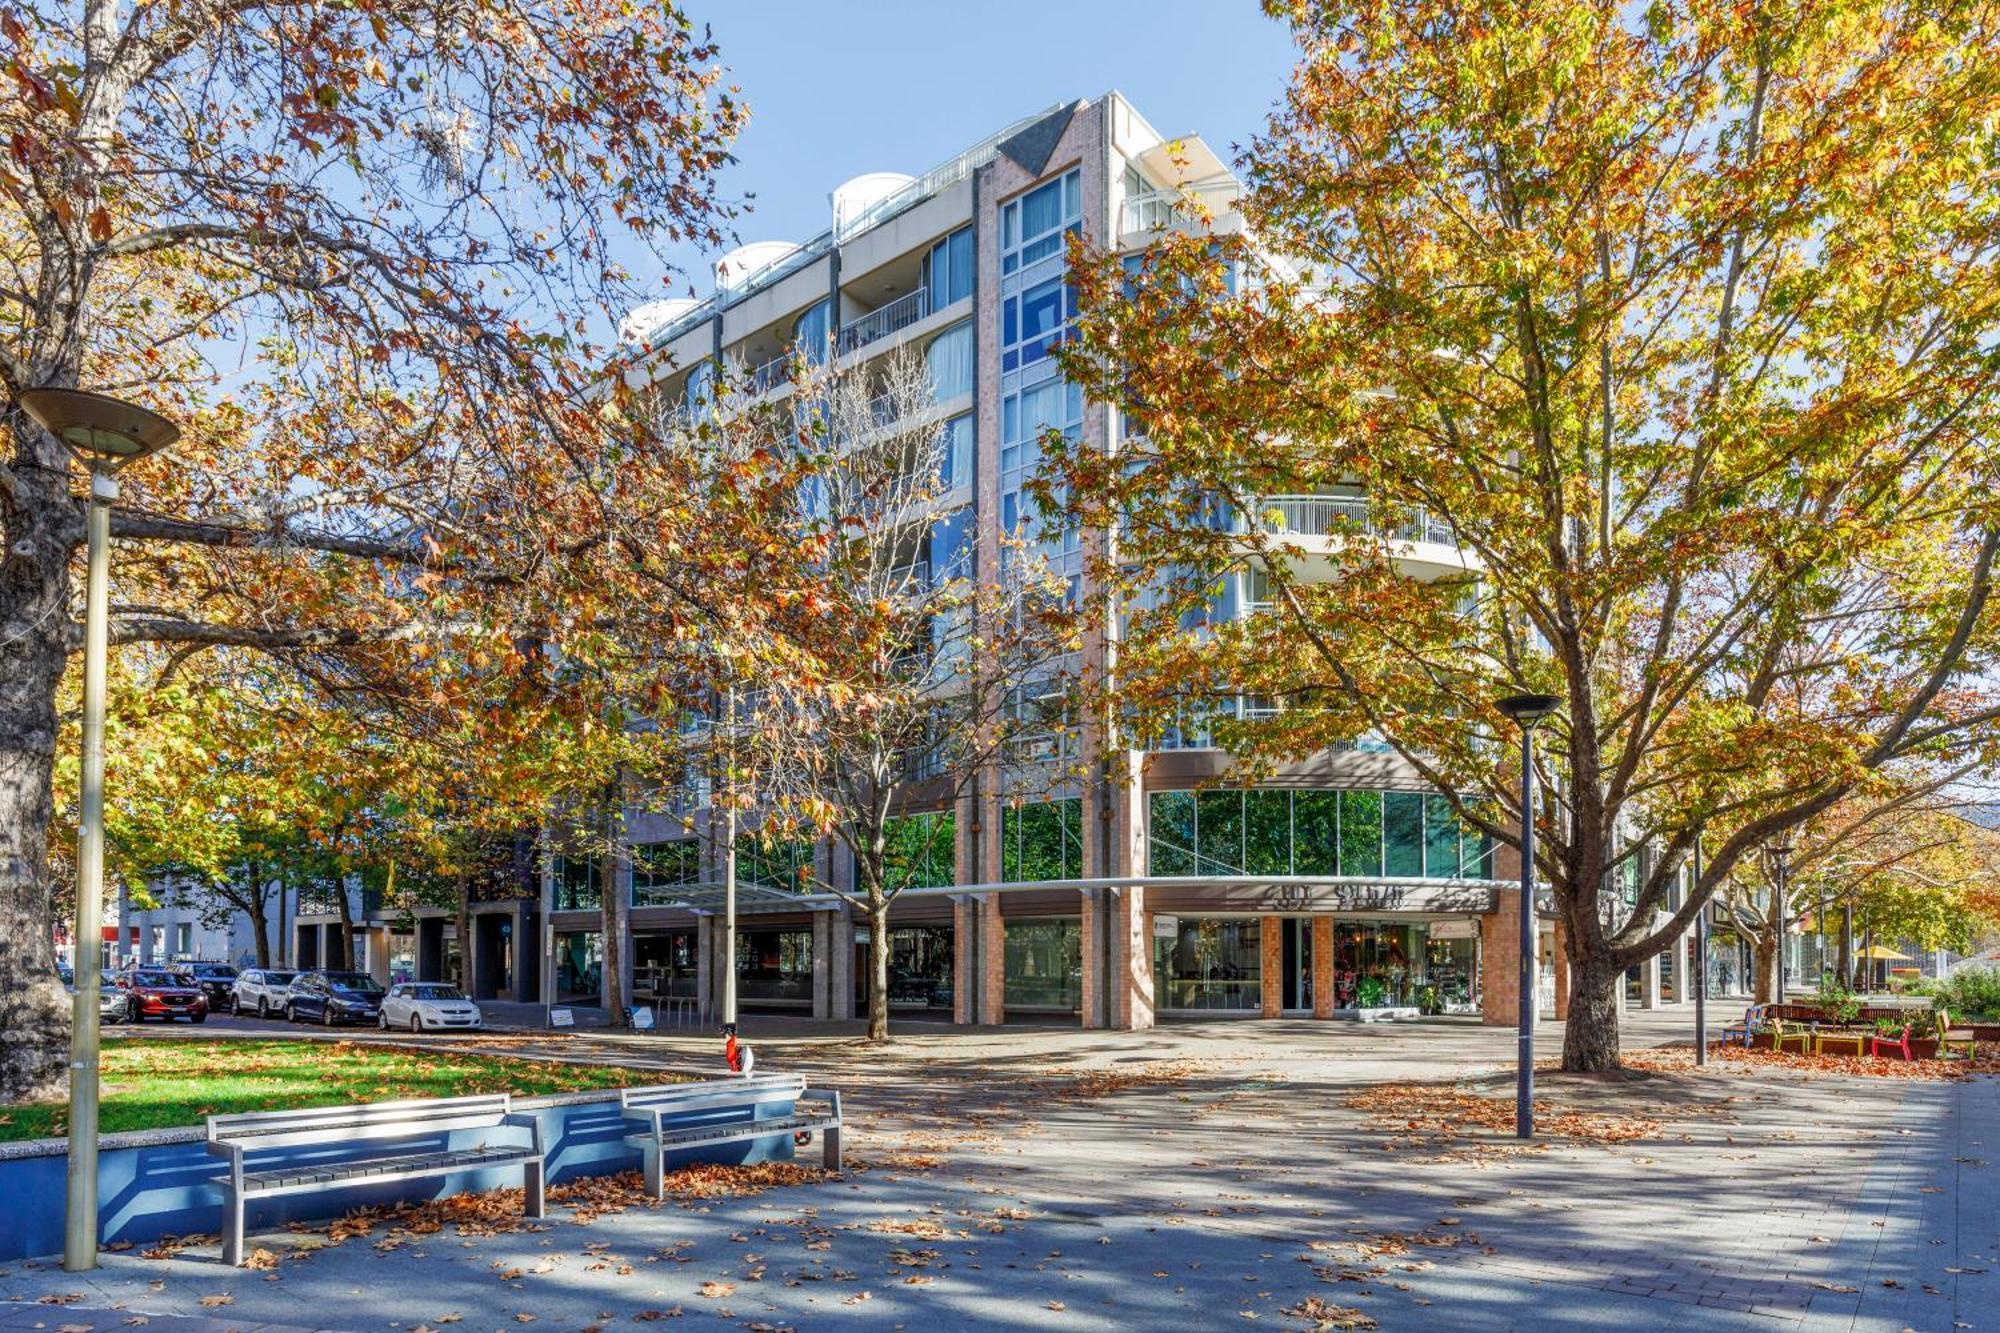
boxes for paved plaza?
[1,1011,1994,1332]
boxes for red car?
[117,967,209,1023]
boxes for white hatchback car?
[378,982,484,1032]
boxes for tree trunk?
[0,427,87,1101]
[867,895,892,1042]
[1753,937,1780,1004]
[332,865,356,971]
[455,873,473,993]
[599,814,628,1024]
[1559,946,1624,1072]
[247,871,272,970]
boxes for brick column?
[1109,887,1153,1030]
[1480,890,1520,1027]
[1311,916,1335,1019]
[952,897,977,1026]
[981,896,1005,1023]
[1079,888,1104,1030]
[1260,914,1283,1018]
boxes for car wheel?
[411,1014,423,1034]
[323,1005,336,1027]
[255,996,268,1019]
[284,1002,297,1022]
[377,1010,389,1030]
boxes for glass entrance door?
[1283,918,1313,1012]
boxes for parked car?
[62,969,131,1024]
[232,968,299,1019]
[114,967,208,1023]
[97,968,131,1024]
[378,982,484,1033]
[284,970,386,1026]
[175,962,240,1012]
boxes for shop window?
[1001,798,1082,882]
[555,930,602,1001]
[634,930,698,1000]
[1333,922,1419,1008]
[1153,918,1261,1011]
[886,925,954,1008]
[736,928,812,1002]
[1003,918,1080,1009]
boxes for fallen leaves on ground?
[1622,1044,1979,1081]
[1283,1297,1377,1329]
[139,1233,217,1260]
[1344,1084,1659,1145]
[196,1294,233,1308]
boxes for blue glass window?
[792,298,832,363]
[930,505,972,580]
[938,413,973,489]
[923,227,974,308]
[1002,169,1082,275]
[1002,277,1073,371]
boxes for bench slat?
[637,1111,839,1149]
[622,1077,803,1109]
[218,1144,536,1194]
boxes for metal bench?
[621,1074,841,1201]
[207,1093,544,1266]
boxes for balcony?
[1249,495,1477,581]
[839,287,930,355]
[1119,180,1241,238]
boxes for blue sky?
[639,0,1301,300]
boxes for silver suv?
[232,968,299,1019]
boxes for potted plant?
[1415,983,1442,1016]
[1355,975,1388,1009]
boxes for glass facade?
[1147,789,1495,879]
[1001,798,1083,882]
[554,852,598,911]
[734,832,817,893]
[1003,918,1080,1010]
[1333,922,1423,1009]
[883,810,956,890]
[555,929,602,1002]
[634,929,697,1000]
[737,927,813,1003]
[924,226,974,308]
[632,840,700,906]
[1153,918,1261,1011]
[1001,169,1081,274]
[885,925,953,1008]
[927,321,975,399]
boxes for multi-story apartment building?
[299,92,1727,1028]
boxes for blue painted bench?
[207,1093,544,1266]
[622,1074,841,1200]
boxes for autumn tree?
[0,0,747,1098]
[1719,788,2000,998]
[1055,1,2000,1070]
[677,351,1072,1041]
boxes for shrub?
[1935,966,2000,1022]
[1813,976,1862,1024]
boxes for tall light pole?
[1693,834,1708,1066]
[1767,840,1793,1004]
[1496,691,1561,1140]
[19,388,179,1275]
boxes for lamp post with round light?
[1495,691,1561,1139]
[18,388,179,1274]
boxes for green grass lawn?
[0,1038,663,1143]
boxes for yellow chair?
[1937,1008,1978,1061]
[1770,1017,1815,1054]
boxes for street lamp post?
[1693,835,1708,1067]
[1496,691,1561,1140]
[18,388,179,1275]
[1767,841,1793,1005]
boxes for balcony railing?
[742,352,796,397]
[1119,180,1241,235]
[839,287,930,355]
[1252,495,1458,547]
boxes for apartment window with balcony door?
[793,298,832,363]
[937,414,973,490]
[926,322,974,401]
[923,227,973,308]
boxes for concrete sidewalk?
[11,1011,1993,1331]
